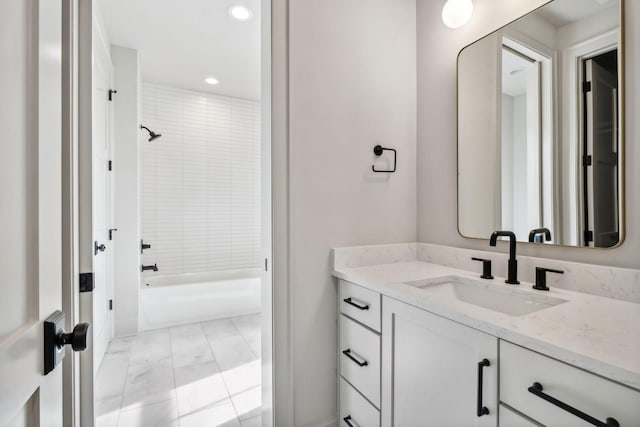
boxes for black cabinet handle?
[528,382,619,427]
[343,415,355,427]
[342,349,368,367]
[477,359,490,417]
[343,297,369,311]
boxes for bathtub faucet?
[141,264,159,272]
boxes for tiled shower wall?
[140,83,261,276]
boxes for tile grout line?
[113,339,134,426]
[229,315,262,423]
[201,320,242,423]
[167,326,183,425]
[115,338,134,426]
[231,316,261,360]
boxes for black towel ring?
[372,145,397,173]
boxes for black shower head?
[140,125,162,142]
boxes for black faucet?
[529,227,551,243]
[489,231,519,285]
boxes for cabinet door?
[381,297,498,427]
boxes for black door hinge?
[108,89,117,101]
[109,299,113,310]
[584,230,593,243]
[264,258,268,272]
[583,81,592,93]
[108,160,112,171]
[583,155,592,167]
[79,272,94,293]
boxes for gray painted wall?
[289,0,417,424]
[417,0,640,269]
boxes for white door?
[92,27,114,374]
[381,297,498,427]
[0,0,65,425]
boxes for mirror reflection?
[457,0,622,248]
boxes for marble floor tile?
[117,398,179,427]
[170,327,214,369]
[202,318,240,341]
[96,353,129,401]
[95,315,262,427]
[169,323,204,338]
[243,334,261,359]
[129,329,172,367]
[121,358,176,410]
[208,335,257,372]
[230,385,261,420]
[95,395,121,427]
[221,359,261,396]
[178,400,241,427]
[240,415,261,427]
[231,315,261,337]
[105,336,135,358]
[174,361,229,416]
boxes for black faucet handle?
[533,267,564,291]
[471,257,494,280]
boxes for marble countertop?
[333,261,640,390]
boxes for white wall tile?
[141,83,261,276]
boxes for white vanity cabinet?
[338,280,382,427]
[500,341,640,426]
[381,296,498,427]
[336,279,640,426]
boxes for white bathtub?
[140,269,261,330]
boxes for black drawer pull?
[477,359,490,417]
[343,415,355,427]
[342,349,368,367]
[343,297,369,310]
[528,382,619,427]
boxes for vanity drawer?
[339,377,380,427]
[499,404,540,427]
[339,280,381,332]
[500,340,640,426]
[340,314,381,407]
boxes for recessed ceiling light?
[229,5,252,21]
[204,77,219,85]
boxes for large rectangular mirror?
[457,0,623,248]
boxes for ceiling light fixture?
[229,5,252,21]
[442,0,473,29]
[204,77,219,85]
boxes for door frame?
[561,28,621,247]
[61,0,81,425]
[62,0,293,425]
[270,0,295,424]
[61,0,97,424]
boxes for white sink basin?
[404,275,567,316]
